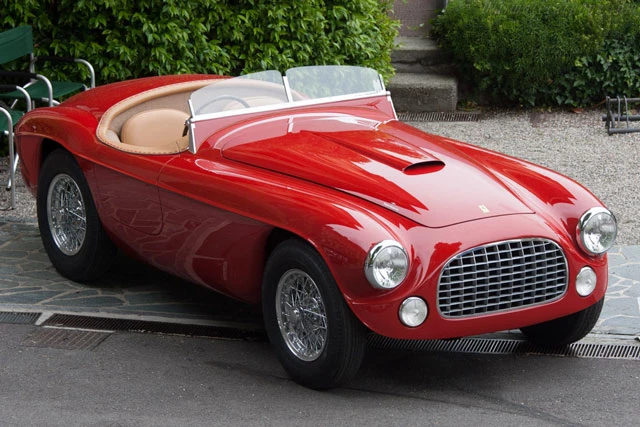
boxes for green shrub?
[1,0,398,85]
[432,0,640,107]
[556,35,640,106]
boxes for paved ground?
[0,221,261,324]
[1,321,638,427]
[0,220,638,340]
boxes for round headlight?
[576,266,597,297]
[364,240,409,289]
[577,207,617,256]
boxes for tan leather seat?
[120,108,190,153]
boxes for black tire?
[262,239,367,389]
[520,298,604,348]
[37,149,116,282]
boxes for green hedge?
[2,0,398,85]
[432,0,640,107]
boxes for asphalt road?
[1,322,638,427]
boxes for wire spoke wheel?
[37,149,116,282]
[276,269,328,362]
[47,174,87,256]
[263,240,367,389]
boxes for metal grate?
[398,111,480,122]
[368,335,640,360]
[22,327,110,351]
[43,313,266,341]
[438,239,568,318]
[0,311,40,325]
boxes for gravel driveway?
[1,108,638,244]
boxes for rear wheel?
[520,298,604,347]
[262,240,367,389]
[37,149,116,281]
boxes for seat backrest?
[0,26,33,65]
[120,108,190,154]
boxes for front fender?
[157,152,417,305]
[449,141,607,246]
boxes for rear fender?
[16,107,101,204]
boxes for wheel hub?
[47,174,87,256]
[275,269,327,362]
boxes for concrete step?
[389,72,457,112]
[389,37,458,112]
[391,37,449,67]
[392,62,457,75]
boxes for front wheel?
[262,240,367,389]
[520,298,604,348]
[37,149,116,282]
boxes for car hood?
[220,114,533,227]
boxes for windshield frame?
[186,66,389,153]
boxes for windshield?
[190,70,288,115]
[286,66,383,99]
[189,66,384,117]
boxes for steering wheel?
[197,95,251,114]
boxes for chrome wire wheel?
[263,240,367,389]
[47,174,87,256]
[275,269,328,362]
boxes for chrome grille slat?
[442,265,567,285]
[439,287,565,305]
[440,279,566,294]
[446,254,565,269]
[438,239,568,318]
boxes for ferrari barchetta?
[15,66,617,389]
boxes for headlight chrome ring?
[576,207,617,256]
[364,240,409,289]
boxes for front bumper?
[347,214,609,340]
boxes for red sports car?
[15,66,617,389]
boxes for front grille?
[438,239,568,318]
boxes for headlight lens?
[576,266,597,297]
[399,297,428,327]
[364,240,409,289]
[577,207,617,255]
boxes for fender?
[16,107,100,197]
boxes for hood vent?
[403,161,445,175]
